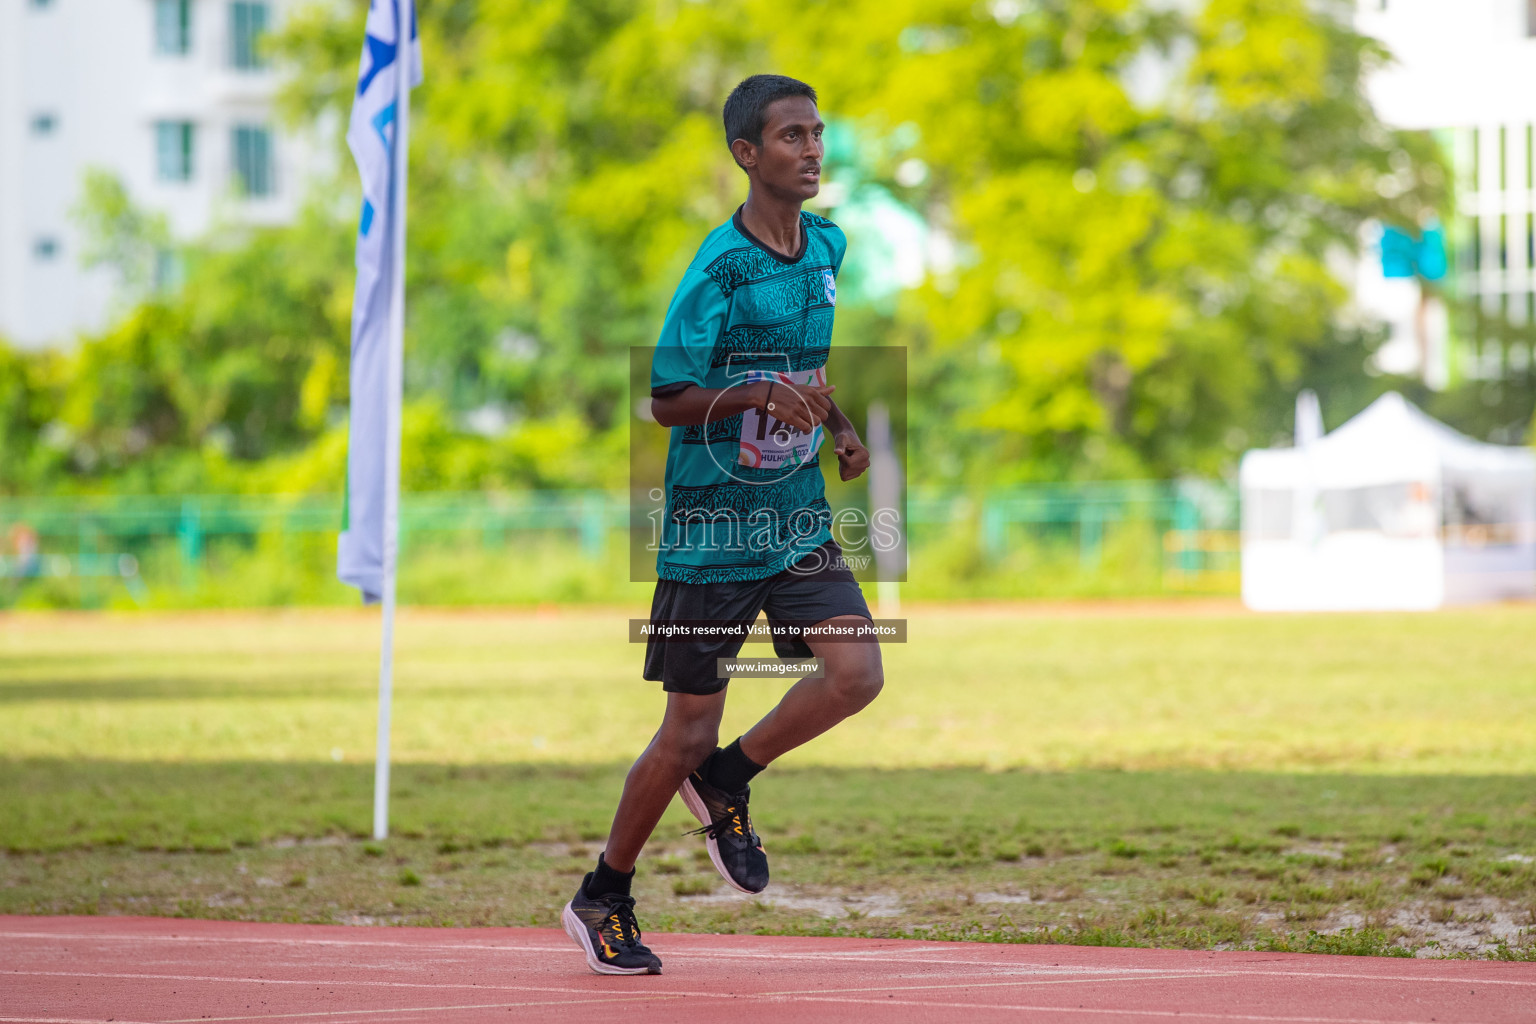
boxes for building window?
[34,237,59,260]
[30,112,58,135]
[156,121,195,182]
[154,248,185,293]
[232,124,274,196]
[229,2,270,70]
[155,0,192,55]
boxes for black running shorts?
[643,540,873,695]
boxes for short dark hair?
[723,75,818,163]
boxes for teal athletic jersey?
[650,207,847,584]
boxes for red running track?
[2,915,1532,1024]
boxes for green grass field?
[3,604,1535,958]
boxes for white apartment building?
[1355,0,1536,387]
[0,0,325,348]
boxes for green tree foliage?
[4,0,1455,496]
[791,0,1443,480]
[0,344,67,493]
[20,200,355,493]
[72,170,173,299]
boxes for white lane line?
[759,972,1250,998]
[0,933,1162,973]
[7,963,1509,1019]
[5,968,676,994]
[769,993,1456,1024]
[159,993,690,1023]
[0,977,1508,1024]
[2,967,1211,997]
[6,970,1148,994]
[5,931,1534,987]
[0,931,961,960]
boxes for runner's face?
[752,97,824,201]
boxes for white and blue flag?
[338,0,422,602]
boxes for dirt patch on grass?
[679,887,907,919]
[1325,898,1536,958]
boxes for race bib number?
[738,365,826,471]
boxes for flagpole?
[373,0,411,842]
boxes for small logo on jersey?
[822,269,837,306]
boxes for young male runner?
[562,74,884,976]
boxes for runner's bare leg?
[601,689,728,871]
[737,615,883,765]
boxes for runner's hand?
[833,431,870,481]
[766,382,834,434]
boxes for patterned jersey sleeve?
[827,222,849,276]
[651,268,728,391]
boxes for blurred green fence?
[0,482,1238,609]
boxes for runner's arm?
[651,382,766,427]
[826,398,871,482]
[652,381,833,431]
[825,398,854,439]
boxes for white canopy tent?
[1240,392,1536,610]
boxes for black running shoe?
[561,873,662,976]
[679,770,769,894]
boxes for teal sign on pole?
[1380,223,1446,281]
